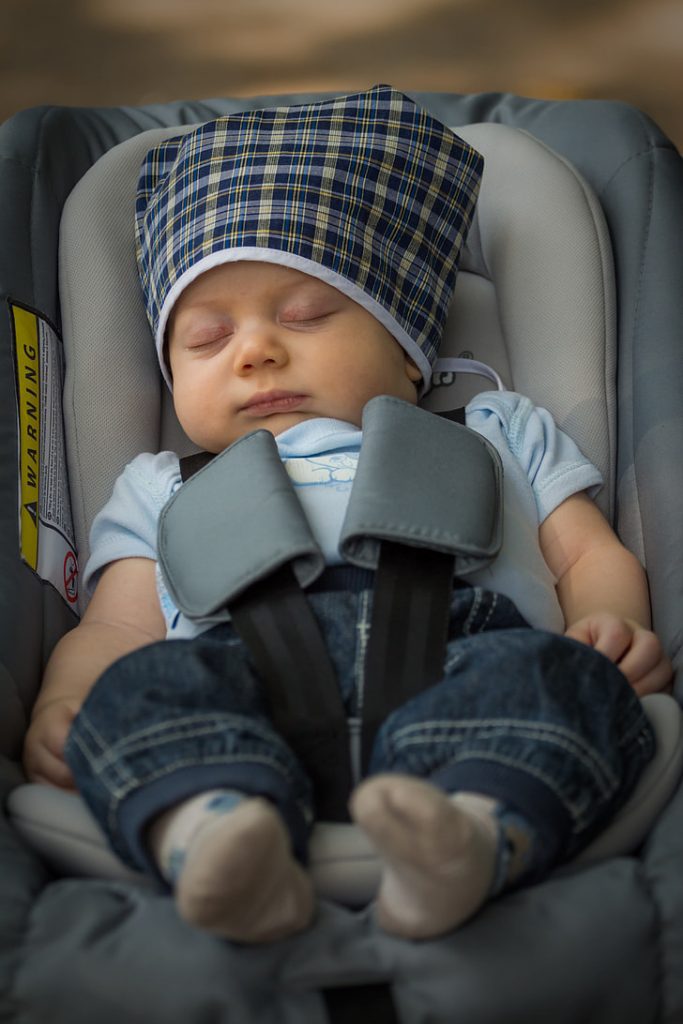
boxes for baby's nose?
[234,325,287,371]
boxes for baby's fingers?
[25,743,76,789]
[23,702,78,789]
[566,616,632,664]
[616,631,673,695]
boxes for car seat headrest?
[58,120,616,611]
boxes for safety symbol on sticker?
[63,551,79,604]
[10,301,79,611]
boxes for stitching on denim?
[85,712,283,770]
[388,720,617,792]
[386,718,620,796]
[462,587,482,635]
[436,749,597,834]
[354,589,371,716]
[616,710,654,750]
[101,722,278,767]
[477,590,498,633]
[443,647,464,675]
[388,725,612,786]
[72,713,135,789]
[105,751,300,836]
[115,711,279,748]
[72,709,112,757]
[68,731,134,793]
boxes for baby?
[23,86,672,944]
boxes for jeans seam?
[462,586,482,635]
[354,589,371,716]
[104,752,305,838]
[78,713,284,771]
[616,710,653,748]
[386,718,620,796]
[432,749,612,834]
[443,648,463,674]
[71,713,135,790]
[477,590,498,632]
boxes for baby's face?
[166,261,422,452]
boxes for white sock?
[148,788,245,883]
[148,790,314,943]
[350,775,501,940]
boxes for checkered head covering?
[135,84,484,392]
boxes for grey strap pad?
[339,396,502,575]
[158,430,324,621]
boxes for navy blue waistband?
[307,564,473,595]
[307,565,376,593]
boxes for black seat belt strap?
[436,405,466,425]
[322,983,399,1024]
[179,450,214,481]
[361,541,455,773]
[229,563,353,823]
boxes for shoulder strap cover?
[339,396,502,576]
[158,430,324,620]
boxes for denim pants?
[65,570,654,880]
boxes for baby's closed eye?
[184,323,233,351]
[280,305,335,327]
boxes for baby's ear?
[405,355,423,383]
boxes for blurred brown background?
[1,0,681,149]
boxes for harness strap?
[361,541,456,773]
[436,405,466,425]
[322,983,399,1024]
[179,450,214,481]
[228,563,353,822]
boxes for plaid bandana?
[135,84,484,391]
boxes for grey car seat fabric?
[0,92,682,1023]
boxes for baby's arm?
[23,557,166,789]
[540,492,673,695]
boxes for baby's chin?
[202,410,321,452]
[257,409,323,439]
[267,409,367,438]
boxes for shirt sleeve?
[83,451,181,596]
[468,391,604,524]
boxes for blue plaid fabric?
[135,84,484,390]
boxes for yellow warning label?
[11,301,77,608]
[13,304,40,570]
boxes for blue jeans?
[65,570,654,881]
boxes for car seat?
[1,90,682,1023]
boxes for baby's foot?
[350,775,499,939]
[174,798,314,943]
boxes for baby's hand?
[565,614,673,697]
[23,700,78,789]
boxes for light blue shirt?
[84,391,602,637]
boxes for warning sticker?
[11,301,78,608]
